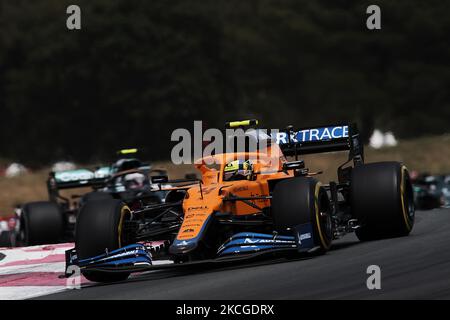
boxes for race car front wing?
[64,222,318,277]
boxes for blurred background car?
[16,149,172,246]
[412,174,448,210]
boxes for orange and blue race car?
[65,120,415,283]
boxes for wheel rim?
[118,205,132,247]
[314,184,332,249]
[401,167,415,230]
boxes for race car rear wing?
[47,175,107,190]
[275,123,364,166]
[47,169,109,202]
[47,169,108,189]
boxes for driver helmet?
[120,172,148,190]
[112,158,142,173]
[223,159,253,181]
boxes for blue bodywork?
[65,223,317,276]
[217,232,297,256]
[67,244,152,272]
[217,223,315,256]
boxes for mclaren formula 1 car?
[65,121,415,283]
[18,149,171,246]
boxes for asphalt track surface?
[40,209,450,299]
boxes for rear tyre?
[75,199,131,282]
[21,202,63,246]
[272,177,332,252]
[0,231,14,247]
[351,162,415,241]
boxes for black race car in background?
[16,149,173,246]
[412,174,450,210]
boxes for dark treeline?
[0,0,449,166]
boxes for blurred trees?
[0,0,449,165]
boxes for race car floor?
[32,209,450,300]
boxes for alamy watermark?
[171,121,283,165]
[366,265,381,290]
[366,5,381,30]
[65,5,380,32]
[66,265,81,289]
[66,5,81,30]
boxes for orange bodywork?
[176,144,294,241]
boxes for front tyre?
[75,199,131,282]
[80,192,113,206]
[351,162,415,241]
[272,177,333,252]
